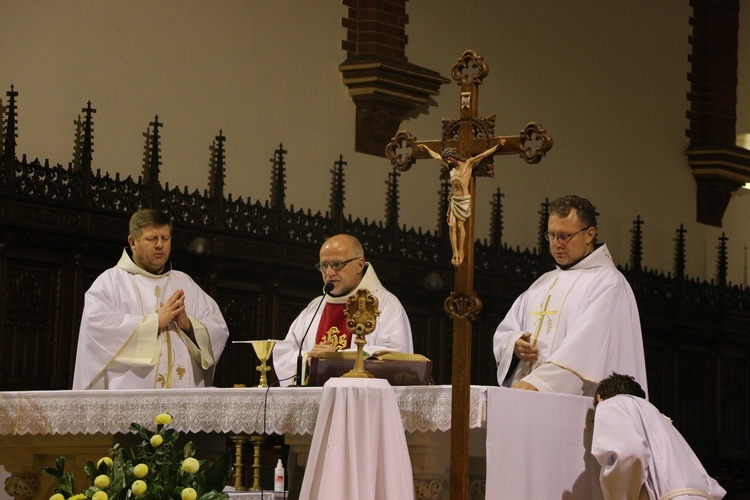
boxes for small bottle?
[274,458,285,492]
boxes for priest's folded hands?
[158,289,191,331]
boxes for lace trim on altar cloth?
[0,385,487,436]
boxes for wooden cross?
[385,49,552,500]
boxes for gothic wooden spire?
[717,232,729,287]
[80,101,96,205]
[489,188,504,247]
[437,180,450,239]
[143,115,163,209]
[209,130,226,228]
[3,85,19,187]
[329,154,346,232]
[537,198,550,254]
[385,167,400,232]
[489,188,505,271]
[630,215,644,272]
[674,224,687,280]
[269,144,287,238]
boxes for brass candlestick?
[250,340,276,388]
[249,435,265,491]
[230,434,250,491]
[342,288,379,378]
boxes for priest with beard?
[73,209,229,390]
[274,234,413,386]
[492,195,648,396]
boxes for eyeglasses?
[315,257,360,273]
[544,227,591,244]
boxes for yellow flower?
[181,487,197,500]
[131,480,147,496]
[70,495,86,500]
[92,491,108,500]
[49,494,65,500]
[150,434,163,447]
[181,457,200,475]
[155,413,172,425]
[97,457,113,468]
[133,463,149,478]
[94,474,110,488]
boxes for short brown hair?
[549,195,597,229]
[129,209,172,239]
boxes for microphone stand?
[295,282,334,386]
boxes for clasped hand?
[158,289,191,331]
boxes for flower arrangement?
[43,413,232,500]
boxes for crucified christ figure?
[418,141,503,266]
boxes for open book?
[308,351,432,386]
[316,350,431,362]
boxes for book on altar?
[306,350,432,386]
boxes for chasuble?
[493,244,648,396]
[73,249,229,390]
[274,263,413,386]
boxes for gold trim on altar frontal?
[342,288,379,379]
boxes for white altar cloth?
[0,386,485,500]
[0,385,486,437]
[299,379,414,500]
[485,387,603,500]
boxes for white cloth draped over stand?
[299,378,415,500]
[485,387,604,499]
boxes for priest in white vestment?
[592,373,726,499]
[73,209,229,390]
[493,195,648,396]
[274,234,413,386]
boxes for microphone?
[295,282,334,386]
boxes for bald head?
[321,234,364,258]
[318,234,366,296]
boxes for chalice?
[342,288,379,378]
[250,340,276,388]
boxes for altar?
[0,386,601,500]
[0,386,487,500]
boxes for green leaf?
[84,460,97,479]
[203,450,232,494]
[199,490,230,500]
[183,441,196,458]
[130,422,152,441]
[41,467,61,481]
[61,472,76,494]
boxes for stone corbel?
[339,57,449,157]
[686,143,750,227]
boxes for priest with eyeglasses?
[274,234,413,386]
[492,195,648,396]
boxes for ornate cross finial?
[451,50,489,85]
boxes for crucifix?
[385,49,552,499]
